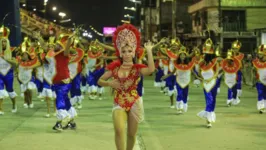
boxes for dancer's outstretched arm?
[153,38,167,50]
[140,41,155,76]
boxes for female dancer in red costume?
[98,24,155,150]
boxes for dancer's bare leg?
[113,109,127,150]
[126,111,139,150]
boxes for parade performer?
[69,38,84,108]
[232,40,244,100]
[215,46,223,94]
[154,49,165,91]
[153,41,168,92]
[162,46,194,114]
[174,47,194,114]
[81,53,88,94]
[93,44,106,100]
[41,43,57,117]
[221,50,241,106]
[98,24,155,150]
[192,47,202,87]
[34,31,57,117]
[34,44,44,99]
[196,38,219,128]
[86,42,103,100]
[46,34,77,131]
[18,47,39,109]
[162,39,179,108]
[252,44,266,113]
[18,37,31,101]
[0,25,18,115]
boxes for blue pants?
[54,83,71,110]
[81,75,87,87]
[94,68,105,87]
[176,83,189,103]
[137,76,144,97]
[155,68,164,82]
[228,85,237,100]
[70,74,81,98]
[204,85,218,112]
[43,80,52,89]
[166,74,175,91]
[217,76,222,89]
[34,78,43,93]
[237,71,242,90]
[0,69,15,92]
[256,82,266,101]
[87,71,97,86]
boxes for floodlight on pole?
[59,12,66,18]
[129,0,141,4]
[124,6,136,11]
[52,6,57,11]
[44,0,48,6]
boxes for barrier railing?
[19,8,71,37]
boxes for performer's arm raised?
[140,41,155,76]
[64,35,74,56]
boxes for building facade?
[187,0,266,54]
[140,0,198,43]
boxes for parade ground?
[0,76,266,150]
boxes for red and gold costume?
[106,24,146,122]
[253,44,266,112]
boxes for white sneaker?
[0,111,4,115]
[227,99,232,107]
[170,105,175,109]
[177,110,183,114]
[29,103,34,108]
[23,103,28,108]
[207,123,212,128]
[232,98,241,105]
[217,88,221,94]
[45,114,50,118]
[77,104,82,109]
[11,107,17,113]
[37,94,44,99]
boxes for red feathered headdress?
[112,24,140,57]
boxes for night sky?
[47,0,132,33]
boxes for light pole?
[44,0,48,19]
[172,0,177,39]
[129,0,141,26]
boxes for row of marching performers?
[0,26,119,131]
[153,38,266,128]
[0,26,78,130]
[0,25,150,131]
[0,29,107,118]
